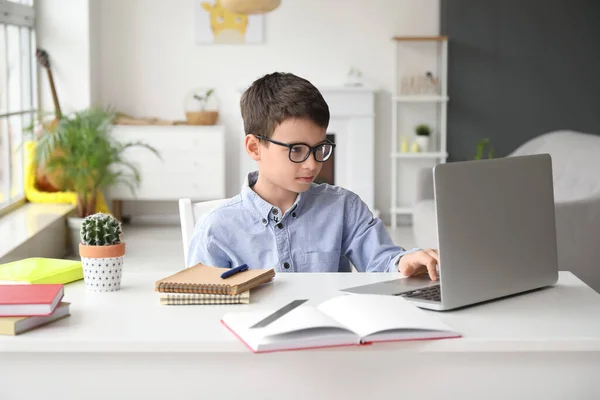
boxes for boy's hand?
[398,249,439,280]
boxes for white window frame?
[0,0,36,216]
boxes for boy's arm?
[342,194,418,272]
[186,225,232,268]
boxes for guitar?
[35,49,62,121]
[34,48,63,192]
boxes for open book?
[221,294,461,353]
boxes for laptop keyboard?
[398,285,441,302]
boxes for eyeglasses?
[253,135,336,163]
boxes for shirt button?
[277,223,283,229]
[283,262,290,269]
[262,218,267,224]
[292,212,296,218]
[272,208,278,215]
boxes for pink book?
[221,294,461,353]
[0,284,64,316]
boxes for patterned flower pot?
[416,136,430,152]
[79,243,126,292]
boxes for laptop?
[342,154,559,311]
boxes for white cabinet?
[108,125,226,218]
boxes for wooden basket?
[185,111,219,125]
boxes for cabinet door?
[108,126,226,200]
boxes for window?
[0,0,36,214]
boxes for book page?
[222,306,359,352]
[317,294,456,340]
[261,305,353,337]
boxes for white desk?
[1,271,599,399]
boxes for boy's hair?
[240,72,330,140]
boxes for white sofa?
[412,130,600,293]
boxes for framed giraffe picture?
[195,0,265,44]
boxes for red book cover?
[0,284,64,316]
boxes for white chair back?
[179,198,230,266]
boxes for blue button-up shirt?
[187,172,413,273]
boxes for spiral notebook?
[155,263,275,295]
[159,291,250,305]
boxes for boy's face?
[249,117,327,194]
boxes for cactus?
[80,212,122,246]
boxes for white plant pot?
[81,257,124,292]
[416,136,430,152]
[67,216,84,256]
[79,243,125,292]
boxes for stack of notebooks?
[0,283,70,335]
[154,263,275,305]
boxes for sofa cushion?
[510,130,600,202]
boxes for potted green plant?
[415,124,431,152]
[185,88,219,125]
[79,212,124,292]
[474,138,495,160]
[32,107,160,255]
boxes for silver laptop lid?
[435,154,559,309]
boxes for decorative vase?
[400,136,409,152]
[79,243,125,292]
[416,136,430,152]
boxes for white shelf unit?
[390,36,449,227]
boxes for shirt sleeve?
[186,218,232,269]
[342,193,415,272]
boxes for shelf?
[391,35,448,228]
[393,95,448,103]
[391,152,447,159]
[392,36,448,42]
[391,207,414,215]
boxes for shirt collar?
[241,171,305,225]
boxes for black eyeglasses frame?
[253,134,336,163]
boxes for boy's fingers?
[425,248,439,263]
[424,249,439,277]
[401,251,439,279]
[426,255,438,280]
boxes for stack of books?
[0,284,70,335]
[154,263,275,305]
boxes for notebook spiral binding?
[156,281,230,294]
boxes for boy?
[187,72,439,280]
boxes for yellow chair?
[22,140,110,213]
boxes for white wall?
[60,0,440,223]
[35,0,92,113]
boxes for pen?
[221,264,249,279]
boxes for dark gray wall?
[441,0,600,161]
